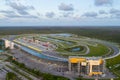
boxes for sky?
[0,0,120,26]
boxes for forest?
[0,27,120,44]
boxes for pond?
[0,50,4,53]
[0,39,5,50]
[50,33,72,37]
[71,47,81,52]
[65,46,84,52]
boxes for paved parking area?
[0,64,7,80]
[11,49,77,80]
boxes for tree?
[6,72,17,80]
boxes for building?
[4,39,14,49]
[68,56,105,77]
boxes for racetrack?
[3,34,120,62]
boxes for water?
[71,47,80,52]
[50,33,72,37]
[0,40,5,50]
[0,50,4,53]
[20,46,67,62]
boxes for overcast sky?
[0,0,120,26]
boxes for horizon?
[0,26,120,28]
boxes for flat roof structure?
[68,56,105,77]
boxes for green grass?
[106,54,120,80]
[77,78,94,80]
[6,65,32,80]
[106,55,120,67]
[76,77,111,80]
[6,72,21,80]
[86,44,110,56]
[56,46,87,57]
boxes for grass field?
[86,44,110,56]
[106,54,120,80]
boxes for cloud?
[110,8,120,14]
[58,3,74,11]
[94,0,113,6]
[0,10,38,19]
[99,10,107,14]
[0,10,15,14]
[62,12,74,17]
[0,10,16,18]
[6,1,34,15]
[82,12,98,18]
[109,8,120,18]
[5,14,38,19]
[45,12,55,18]
[0,0,39,19]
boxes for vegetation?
[6,72,20,80]
[77,77,94,80]
[6,65,32,80]
[106,54,120,80]
[86,44,110,56]
[0,27,120,44]
[76,76,112,80]
[5,47,10,51]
